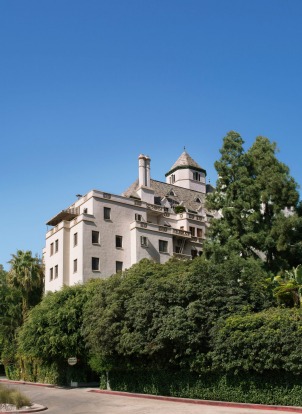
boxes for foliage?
[174,205,186,214]
[206,132,302,273]
[100,369,302,406]
[83,257,271,373]
[210,307,302,374]
[0,267,22,367]
[16,282,95,384]
[0,383,32,409]
[273,265,302,307]
[8,250,44,320]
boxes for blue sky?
[1,0,302,270]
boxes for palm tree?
[8,250,44,320]
[273,265,302,307]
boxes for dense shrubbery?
[16,283,98,384]
[210,308,302,374]
[100,369,302,406]
[82,256,272,374]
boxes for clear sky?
[1,0,302,270]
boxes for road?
[4,383,298,414]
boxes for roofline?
[165,165,207,177]
[150,178,207,194]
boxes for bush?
[102,369,302,406]
[210,308,302,374]
[0,383,31,409]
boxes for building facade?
[44,151,214,292]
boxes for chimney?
[145,156,151,187]
[137,154,154,203]
[138,154,146,187]
[138,154,151,187]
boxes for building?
[44,151,215,292]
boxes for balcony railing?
[131,220,191,238]
[146,203,164,212]
[191,237,203,243]
[172,229,191,237]
[173,252,192,259]
[178,212,203,222]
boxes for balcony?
[172,228,191,237]
[130,220,191,238]
[173,252,192,260]
[177,212,203,222]
[191,237,203,244]
[146,203,164,214]
[46,207,80,226]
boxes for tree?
[17,283,94,384]
[0,266,22,366]
[246,137,301,271]
[273,265,302,307]
[206,132,302,273]
[82,256,271,374]
[8,250,44,320]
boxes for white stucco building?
[44,151,214,292]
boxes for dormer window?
[195,197,202,203]
[168,189,176,196]
[193,171,201,181]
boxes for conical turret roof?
[165,151,206,177]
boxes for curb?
[89,390,302,413]
[0,379,54,388]
[0,403,48,413]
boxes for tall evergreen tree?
[206,132,302,272]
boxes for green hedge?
[101,369,302,406]
[5,358,95,385]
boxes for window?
[83,208,88,213]
[170,174,175,184]
[116,235,123,248]
[50,267,53,281]
[159,240,168,253]
[50,243,54,256]
[195,197,201,203]
[104,207,111,220]
[197,228,203,238]
[92,230,100,244]
[189,226,195,236]
[92,257,100,271]
[73,259,77,273]
[193,172,201,181]
[135,213,142,221]
[74,233,78,247]
[116,261,123,272]
[191,249,198,259]
[141,236,148,247]
[55,265,58,279]
[55,239,59,253]
[175,246,181,253]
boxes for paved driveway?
[3,383,299,414]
